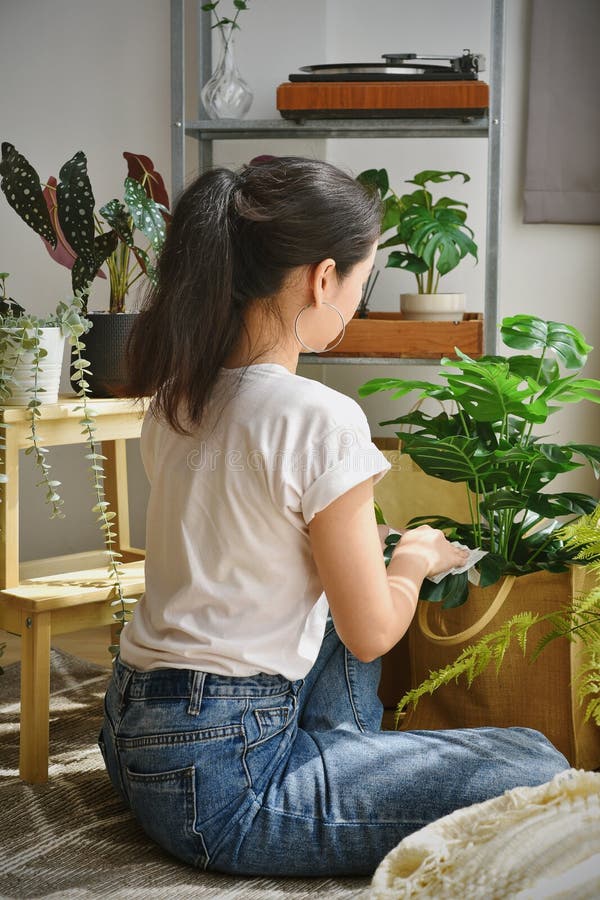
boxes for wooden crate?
[319,312,483,359]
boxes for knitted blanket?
[370,769,600,899]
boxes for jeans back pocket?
[125,764,209,869]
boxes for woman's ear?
[310,258,336,307]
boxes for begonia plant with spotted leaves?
[0,144,171,314]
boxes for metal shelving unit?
[170,0,505,355]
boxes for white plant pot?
[2,326,66,406]
[401,293,466,322]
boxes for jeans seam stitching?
[241,699,252,789]
[344,649,366,733]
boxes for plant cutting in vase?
[0,143,170,396]
[359,314,600,742]
[357,168,478,321]
[201,0,253,119]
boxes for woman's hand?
[391,524,469,578]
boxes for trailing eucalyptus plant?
[0,280,132,654]
[360,314,600,608]
[357,168,478,294]
[0,144,170,314]
[0,277,92,517]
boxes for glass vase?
[201,28,253,120]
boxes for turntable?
[277,50,489,120]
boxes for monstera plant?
[361,315,600,607]
[357,167,478,321]
[362,315,600,756]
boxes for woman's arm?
[308,476,468,662]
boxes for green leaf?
[358,376,443,400]
[380,195,402,234]
[403,205,478,276]
[124,177,167,251]
[374,500,386,525]
[443,357,548,424]
[56,151,96,267]
[527,491,598,518]
[501,316,592,369]
[0,143,56,245]
[402,434,493,485]
[566,443,600,478]
[71,230,118,294]
[419,571,469,607]
[99,199,134,246]
[477,553,507,586]
[385,250,429,274]
[539,375,600,406]
[357,168,390,198]
[407,170,470,188]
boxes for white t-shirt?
[119,363,391,680]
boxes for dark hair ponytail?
[125,156,382,434]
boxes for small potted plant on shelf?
[360,314,600,768]
[357,167,478,322]
[0,275,92,515]
[0,142,170,397]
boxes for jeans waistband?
[112,655,302,700]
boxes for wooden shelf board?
[318,312,483,359]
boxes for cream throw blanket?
[370,769,600,899]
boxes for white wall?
[1,0,599,561]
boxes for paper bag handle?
[417,574,517,646]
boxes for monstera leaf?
[501,316,592,369]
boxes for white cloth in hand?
[382,527,487,585]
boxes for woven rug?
[0,649,370,899]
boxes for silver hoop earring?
[293,302,346,354]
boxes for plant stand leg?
[19,610,51,783]
[102,439,144,562]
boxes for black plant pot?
[73,311,138,398]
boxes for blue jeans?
[99,620,569,876]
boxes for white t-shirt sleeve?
[300,407,391,525]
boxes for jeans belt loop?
[188,670,206,716]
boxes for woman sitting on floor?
[99,155,568,876]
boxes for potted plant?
[0,143,170,397]
[357,168,478,321]
[360,314,600,767]
[0,280,132,652]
